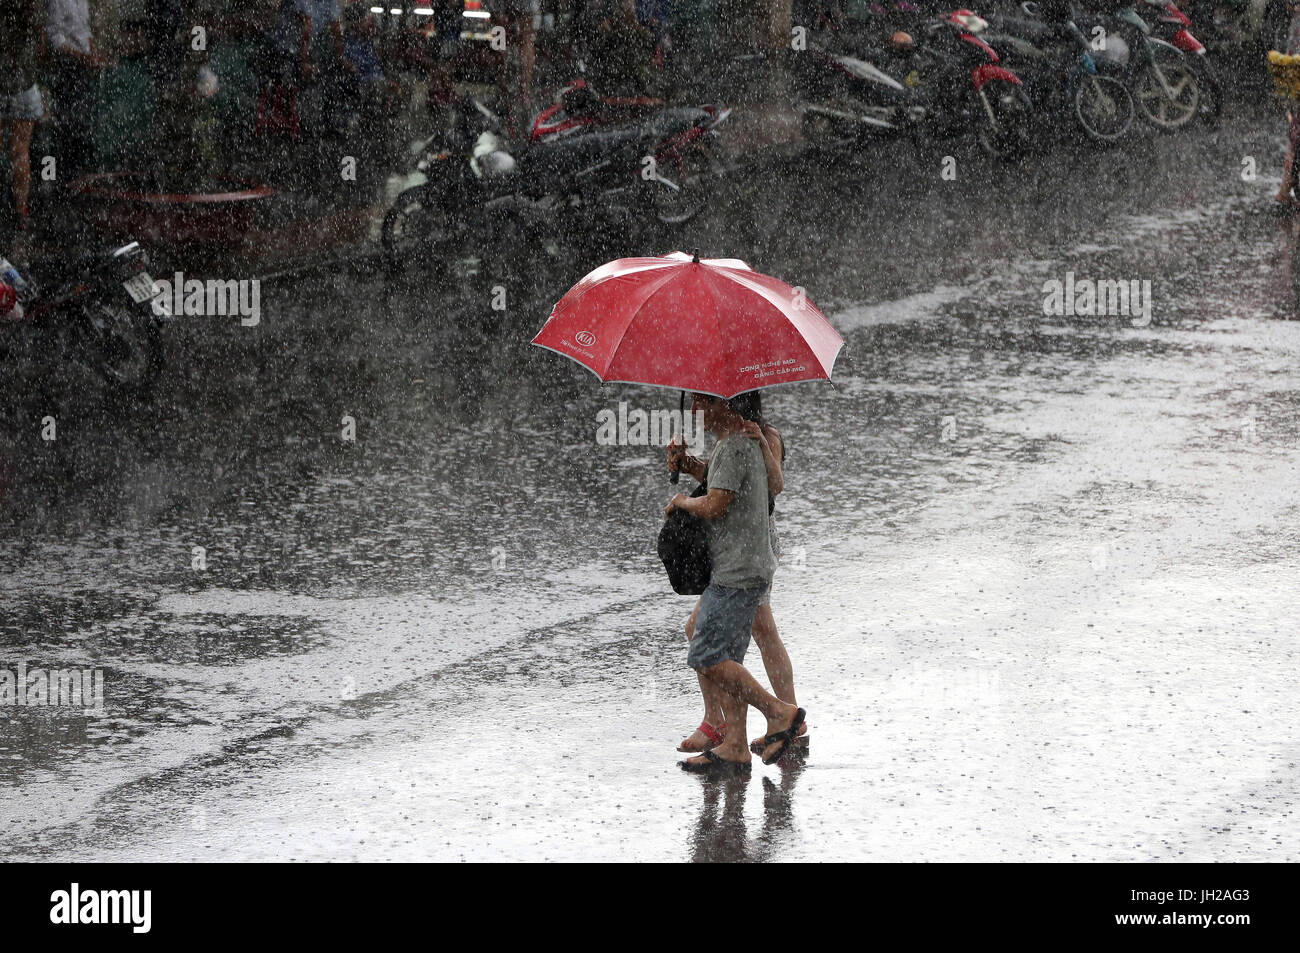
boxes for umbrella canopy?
[531,252,844,399]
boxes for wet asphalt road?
[3,94,1300,862]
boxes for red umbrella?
[531,251,844,399]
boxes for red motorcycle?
[906,9,1034,159]
[1142,0,1221,120]
[529,79,731,201]
[381,89,730,274]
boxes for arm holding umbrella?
[666,437,707,484]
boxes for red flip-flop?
[676,720,726,752]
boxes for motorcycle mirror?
[1021,1,1040,16]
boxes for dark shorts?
[687,582,764,670]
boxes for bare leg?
[8,119,33,220]
[698,672,727,727]
[678,602,727,751]
[714,680,750,763]
[1279,110,1300,203]
[751,605,795,705]
[749,605,808,750]
[699,659,800,763]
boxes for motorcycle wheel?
[83,300,162,396]
[648,141,718,227]
[974,83,1032,161]
[1074,74,1135,143]
[1132,61,1200,130]
[381,183,465,275]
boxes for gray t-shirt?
[705,432,776,590]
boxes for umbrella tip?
[691,248,700,264]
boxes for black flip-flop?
[679,749,752,775]
[760,708,807,765]
[750,732,808,757]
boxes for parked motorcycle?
[1074,3,1200,130]
[985,4,1136,144]
[1,242,167,395]
[793,38,921,146]
[382,93,728,274]
[528,79,697,145]
[905,10,1035,159]
[797,9,1032,159]
[1141,0,1221,121]
[1181,0,1281,56]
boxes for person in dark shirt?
[586,0,655,96]
[1,1,45,230]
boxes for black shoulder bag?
[657,481,711,595]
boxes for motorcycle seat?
[985,13,1062,43]
[519,124,647,175]
[517,107,706,180]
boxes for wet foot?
[680,745,751,774]
[760,706,806,764]
[750,719,807,755]
[677,722,725,753]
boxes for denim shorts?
[1,85,43,122]
[687,582,765,670]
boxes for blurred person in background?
[255,0,353,143]
[1277,0,1300,206]
[586,0,654,96]
[1,0,45,232]
[341,5,402,121]
[46,0,110,181]
[484,0,538,133]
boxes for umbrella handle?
[669,389,685,483]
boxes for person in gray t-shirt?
[702,430,775,588]
[666,393,805,772]
[670,391,803,758]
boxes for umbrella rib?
[697,265,733,392]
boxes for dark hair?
[728,390,786,467]
[726,390,764,425]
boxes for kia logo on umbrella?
[575,330,597,348]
